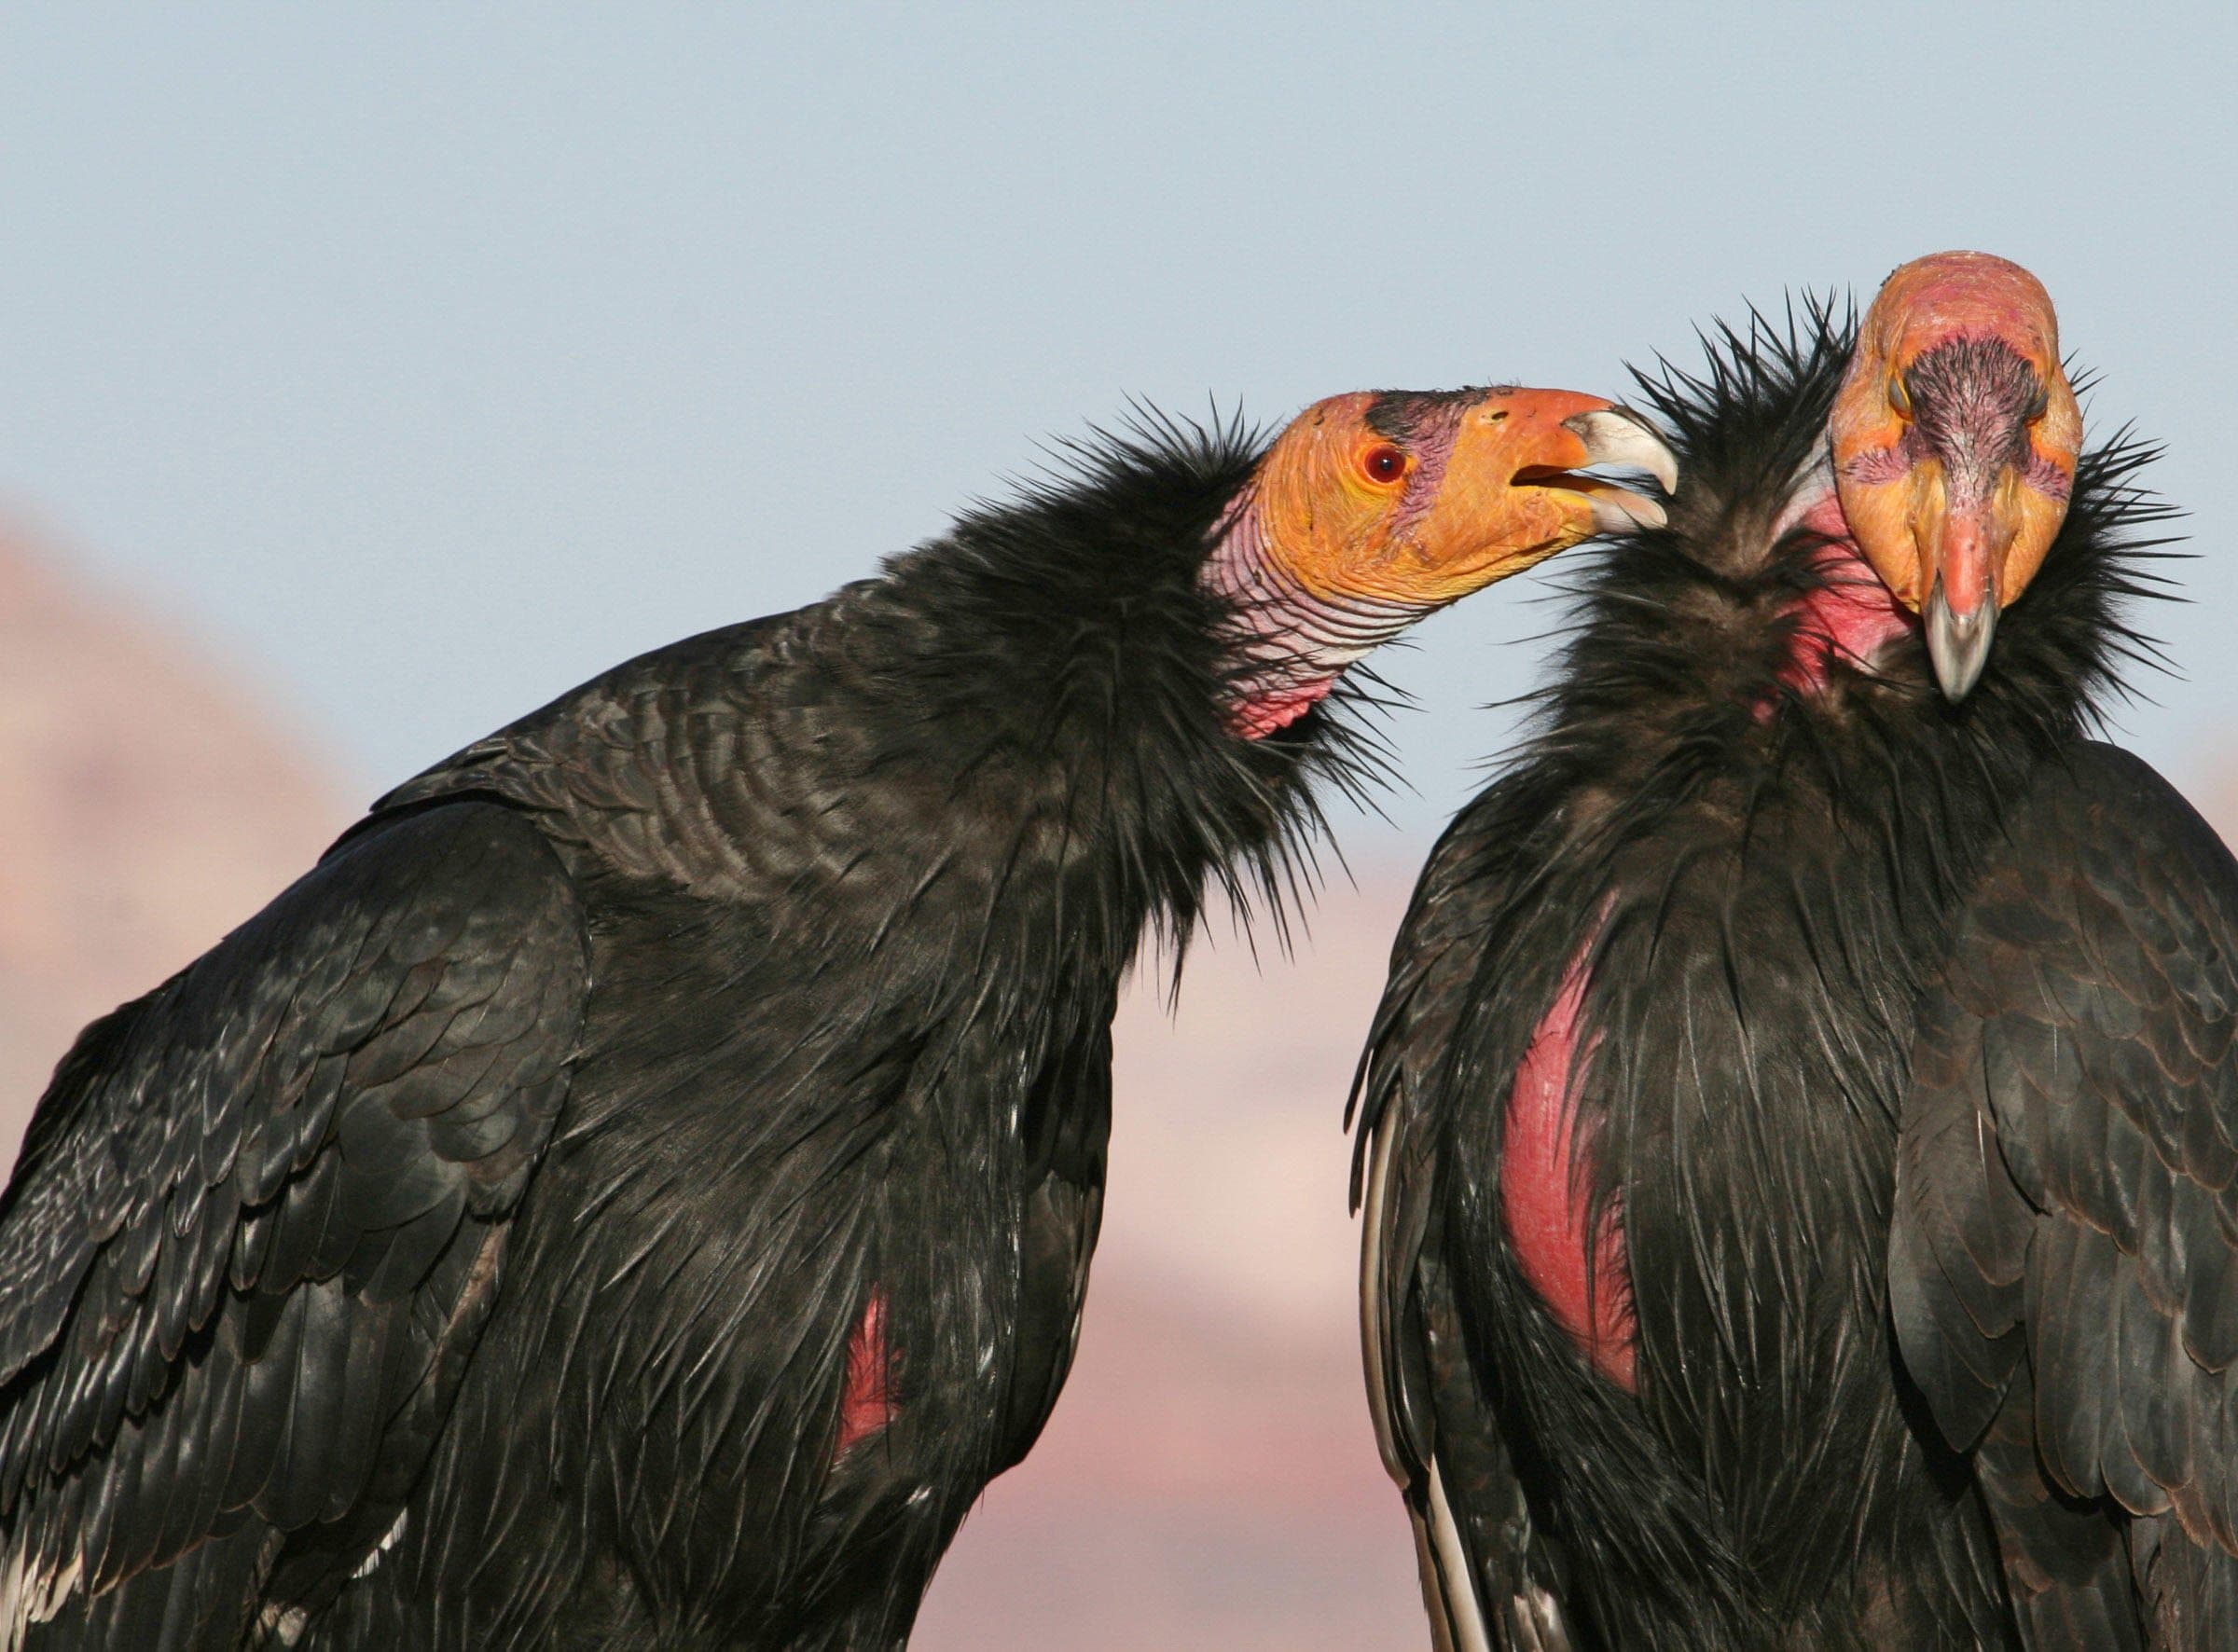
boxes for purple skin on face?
[1839,338,2071,504]
[1366,390,1484,544]
[1835,334,2076,701]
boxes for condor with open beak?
[1199,384,1674,734]
[1206,386,1677,736]
[1238,386,1678,613]
[1829,252,2082,701]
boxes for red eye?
[1362,444,1408,484]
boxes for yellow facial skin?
[1834,439,2078,616]
[1249,388,1675,612]
[1830,252,2082,623]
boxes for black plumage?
[0,419,1340,1650]
[1351,306,2237,1647]
[0,383,1661,1648]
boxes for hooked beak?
[1924,575,1995,701]
[1555,406,1679,532]
[1920,494,2008,699]
[1384,389,1679,605]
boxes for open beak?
[1550,406,1680,532]
[1468,392,1677,539]
[1390,391,1681,604]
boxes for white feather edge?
[0,1545,82,1649]
[1360,1097,1493,1652]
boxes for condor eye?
[2022,382,2051,422]
[1361,444,1408,485]
[1886,374,1912,419]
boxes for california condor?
[0,386,1674,1648]
[1353,255,2231,1647]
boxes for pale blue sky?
[4,4,2234,848]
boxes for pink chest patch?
[835,1287,893,1454]
[1771,496,1915,702]
[1500,950,1637,1391]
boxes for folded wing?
[1893,743,2238,1647]
[0,802,587,1647]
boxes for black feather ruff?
[1353,302,2179,1649]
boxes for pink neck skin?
[1198,490,1418,739]
[1502,943,1637,1391]
[1765,482,1916,706]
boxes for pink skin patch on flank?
[1501,946,1637,1391]
[835,1288,893,1454]
[1497,492,1911,1393]
[1771,494,1917,702]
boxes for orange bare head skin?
[1831,252,2082,625]
[1249,387,1673,611]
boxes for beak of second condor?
[1254,387,1678,611]
[1830,251,2083,700]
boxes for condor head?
[1830,251,2082,701]
[1250,386,1678,610]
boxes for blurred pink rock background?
[0,524,346,1110]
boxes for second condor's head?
[1830,251,2084,699]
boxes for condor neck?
[1198,489,1417,738]
[1764,461,1916,702]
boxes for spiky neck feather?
[856,409,1391,948]
[377,410,1390,970]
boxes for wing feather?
[0,802,586,1643]
[1894,743,2238,1645]
[1353,799,1568,1652]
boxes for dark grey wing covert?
[0,803,586,1647]
[1893,744,2238,1647]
